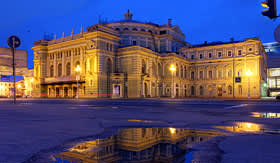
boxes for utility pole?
[7,36,21,104]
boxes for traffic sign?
[7,35,21,48]
[235,77,241,83]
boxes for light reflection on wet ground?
[251,112,280,118]
[53,128,223,163]
[215,122,262,133]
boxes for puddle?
[215,122,262,133]
[52,128,223,163]
[251,112,280,118]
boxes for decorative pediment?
[87,40,97,50]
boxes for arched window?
[142,59,146,74]
[75,61,80,67]
[176,64,179,77]
[184,66,187,79]
[115,28,120,31]
[208,85,213,96]
[57,64,62,77]
[158,63,162,77]
[228,85,232,95]
[141,29,146,32]
[106,58,112,73]
[66,62,71,76]
[228,69,232,78]
[50,65,54,77]
[180,65,183,78]
[132,28,138,31]
[238,85,242,95]
[123,28,129,31]
[191,86,195,96]
[200,86,204,95]
[152,62,156,76]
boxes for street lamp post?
[75,65,81,99]
[169,64,176,99]
[246,69,253,99]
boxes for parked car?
[276,94,280,100]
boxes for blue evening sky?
[0,0,278,69]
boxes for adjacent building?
[263,42,280,96]
[0,47,33,97]
[32,11,268,99]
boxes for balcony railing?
[44,76,84,84]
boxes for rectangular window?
[209,53,212,58]
[238,85,242,95]
[200,54,203,59]
[218,52,222,57]
[218,70,222,79]
[228,51,232,56]
[208,71,212,79]
[132,40,137,45]
[228,69,232,77]
[199,71,203,79]
[191,55,195,60]
[238,50,242,55]
[191,72,195,80]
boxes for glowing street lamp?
[246,70,253,99]
[0,85,4,96]
[75,65,81,99]
[169,64,176,98]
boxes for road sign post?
[7,35,21,104]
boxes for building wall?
[31,13,267,99]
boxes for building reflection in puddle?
[54,128,222,163]
[251,112,280,118]
[215,122,262,133]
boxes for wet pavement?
[0,99,279,163]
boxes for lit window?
[238,50,242,55]
[218,52,222,57]
[228,51,232,56]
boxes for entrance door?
[144,83,148,97]
[73,87,77,98]
[217,86,222,96]
[56,88,60,97]
[113,85,120,97]
[64,87,68,98]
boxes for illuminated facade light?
[169,128,176,134]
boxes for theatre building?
[32,11,267,99]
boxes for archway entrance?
[56,88,60,97]
[64,87,68,97]
[217,85,222,96]
[144,83,148,97]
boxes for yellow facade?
[32,11,267,99]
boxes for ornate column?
[70,49,73,75]
[62,51,65,76]
[54,52,57,77]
